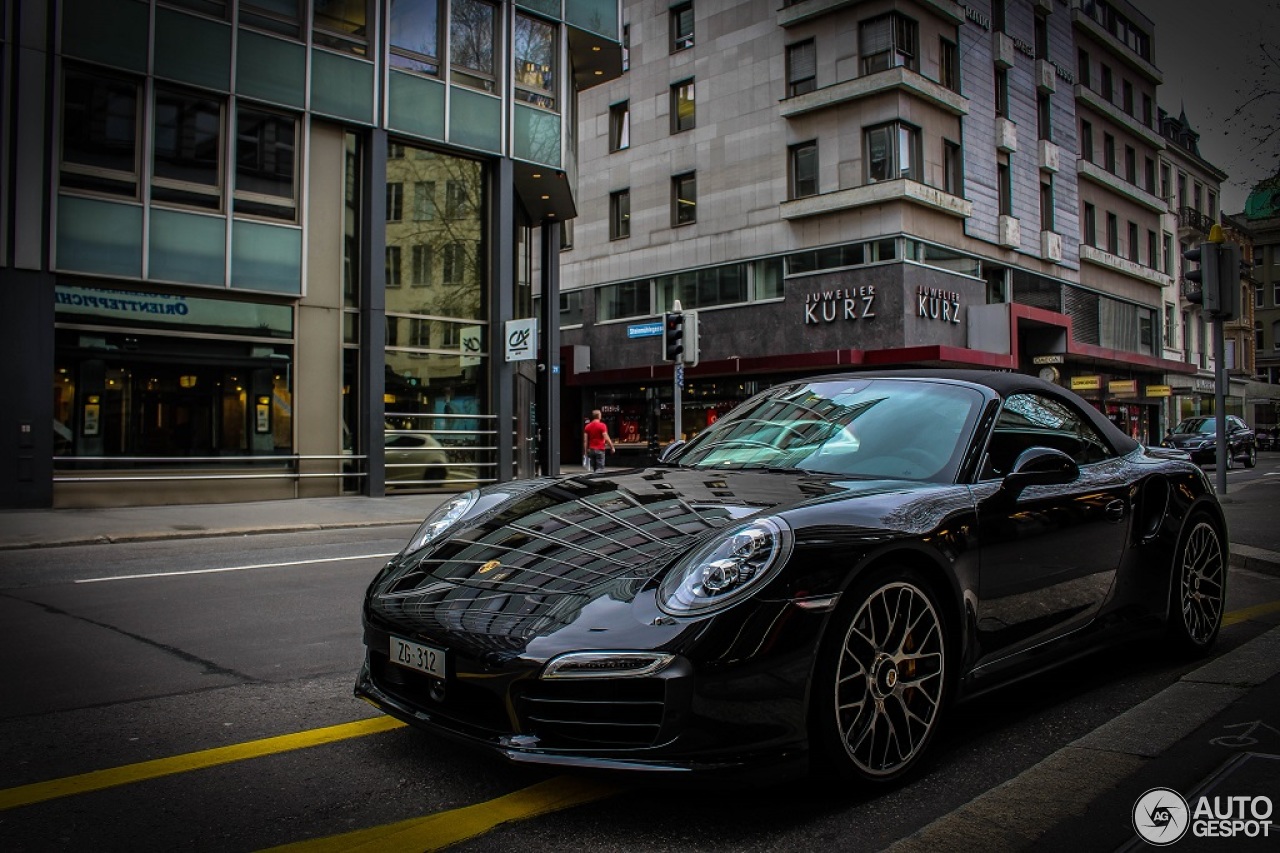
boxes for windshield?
[668,378,986,482]
[1172,418,1217,435]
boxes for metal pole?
[1213,317,1227,495]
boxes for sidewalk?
[0,493,450,551]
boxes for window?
[671,2,694,52]
[943,140,962,197]
[445,180,472,218]
[386,182,403,221]
[992,0,1006,33]
[386,245,402,287]
[1080,120,1093,161]
[859,13,917,74]
[1148,230,1158,270]
[983,392,1113,478]
[241,0,301,38]
[787,39,816,97]
[998,155,1012,216]
[1144,157,1155,193]
[1038,92,1052,141]
[1177,172,1187,208]
[622,23,630,72]
[234,107,297,220]
[995,67,1009,118]
[598,280,650,322]
[152,87,223,210]
[1142,94,1153,127]
[672,172,697,226]
[1040,176,1055,232]
[514,13,557,109]
[1104,133,1116,173]
[670,79,695,133]
[940,38,959,92]
[1106,212,1118,254]
[1124,145,1136,184]
[1128,221,1139,262]
[1034,13,1048,59]
[1161,163,1171,200]
[313,0,369,55]
[609,101,630,151]
[559,290,584,327]
[1083,203,1097,247]
[1165,303,1177,347]
[609,189,630,239]
[411,244,432,286]
[442,242,468,285]
[1164,232,1173,274]
[61,68,141,197]
[1208,190,1218,221]
[1101,64,1113,101]
[1256,286,1264,310]
[1255,320,1264,350]
[790,141,818,198]
[451,0,496,92]
[412,181,435,220]
[1077,48,1090,88]
[865,121,921,183]
[389,0,440,75]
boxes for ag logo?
[477,560,502,574]
[1133,787,1190,846]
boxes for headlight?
[658,518,792,616]
[403,489,479,554]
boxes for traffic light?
[682,311,699,366]
[1217,242,1243,322]
[662,311,684,362]
[1183,241,1221,314]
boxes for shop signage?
[1071,375,1102,391]
[803,286,877,325]
[916,287,961,324]
[627,322,663,339]
[504,318,536,362]
[1032,355,1065,365]
[1194,379,1215,393]
[959,4,991,29]
[1109,380,1138,395]
[1146,385,1172,397]
[54,284,293,337]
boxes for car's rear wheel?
[812,568,950,784]
[1167,515,1225,654]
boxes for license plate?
[389,636,446,678]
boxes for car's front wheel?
[812,568,950,784]
[1244,445,1257,469]
[1168,515,1225,654]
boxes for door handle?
[1104,499,1126,523]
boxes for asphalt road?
[1,471,1278,852]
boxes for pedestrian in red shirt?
[583,410,615,472]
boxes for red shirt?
[584,420,610,451]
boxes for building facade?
[555,0,1196,462]
[1242,174,1280,433]
[1,0,623,508]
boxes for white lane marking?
[76,552,398,584]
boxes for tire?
[811,567,951,784]
[1167,515,1226,655]
[1244,445,1257,469]
[1226,451,1236,470]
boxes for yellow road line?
[260,775,626,853]
[0,716,404,812]
[1223,598,1280,627]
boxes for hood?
[1164,432,1215,448]
[366,468,935,656]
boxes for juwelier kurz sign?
[917,286,962,324]
[804,286,877,324]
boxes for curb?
[1230,543,1280,578]
[886,625,1280,852]
[0,518,424,552]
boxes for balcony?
[1036,60,1056,94]
[779,178,972,220]
[1074,85,1165,150]
[998,215,1020,248]
[993,31,1015,69]
[779,0,963,27]
[1039,140,1060,173]
[780,66,968,119]
[1178,206,1217,237]
[1078,159,1166,213]
[1080,244,1172,288]
[1041,230,1063,262]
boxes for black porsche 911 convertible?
[355,371,1227,784]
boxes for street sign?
[627,322,663,339]
[675,363,684,387]
[504,318,536,362]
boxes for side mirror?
[1003,447,1079,494]
[656,440,685,465]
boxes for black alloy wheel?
[1168,516,1225,654]
[813,568,950,784]
[1244,444,1257,469]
